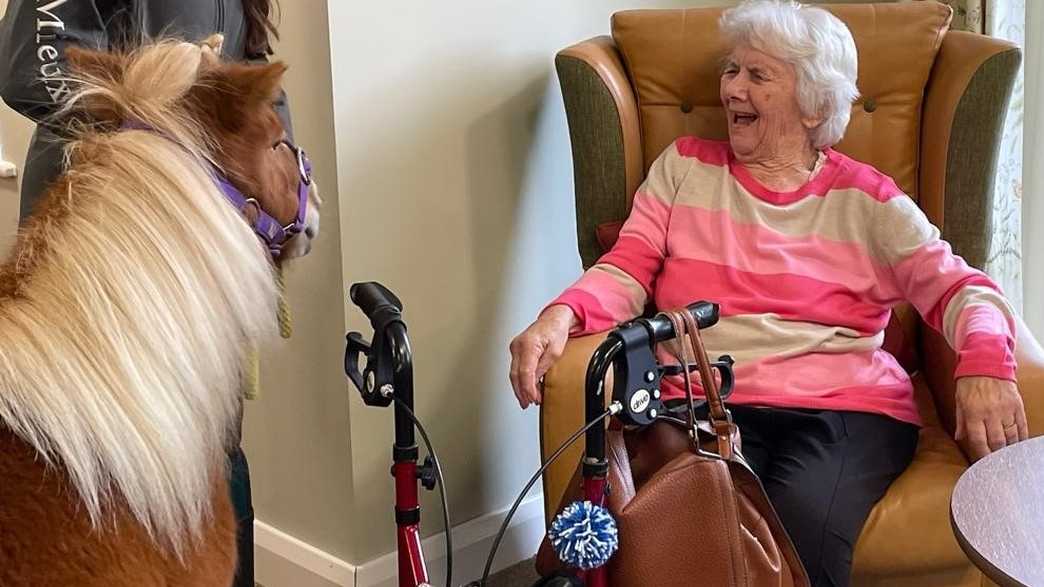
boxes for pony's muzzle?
[282,182,321,260]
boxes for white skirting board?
[255,494,546,587]
[255,522,354,587]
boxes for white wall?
[325,0,703,570]
[0,0,34,254]
[0,108,29,254]
[244,0,355,565]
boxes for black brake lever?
[660,355,735,400]
[344,332,370,393]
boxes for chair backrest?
[611,1,952,206]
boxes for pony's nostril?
[304,226,316,239]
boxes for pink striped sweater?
[551,137,1017,425]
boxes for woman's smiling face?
[720,45,819,163]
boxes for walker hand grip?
[349,281,402,323]
[345,282,406,408]
[686,301,719,330]
[641,301,719,344]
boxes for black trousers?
[229,445,254,587]
[689,403,918,587]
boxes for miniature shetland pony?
[0,36,319,586]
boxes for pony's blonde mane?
[0,40,277,555]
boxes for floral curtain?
[938,0,1025,312]
[1024,2,1042,334]
[940,0,985,32]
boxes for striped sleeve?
[873,195,1017,380]
[549,141,691,335]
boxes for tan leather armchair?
[539,3,1043,586]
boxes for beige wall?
[0,0,33,254]
[324,0,719,565]
[242,0,354,564]
[0,109,29,254]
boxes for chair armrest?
[539,332,609,525]
[556,37,641,269]
[921,314,1044,458]
[920,31,1020,267]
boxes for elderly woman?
[509,1,1028,584]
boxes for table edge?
[949,501,1031,587]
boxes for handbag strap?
[663,311,698,442]
[663,309,735,460]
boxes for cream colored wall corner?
[244,0,355,566]
[0,106,30,255]
[0,0,33,254]
[323,0,723,575]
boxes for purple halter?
[120,120,312,257]
[217,138,313,257]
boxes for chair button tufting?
[863,97,877,113]
[680,101,693,114]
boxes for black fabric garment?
[0,0,293,221]
[228,445,255,587]
[678,402,919,587]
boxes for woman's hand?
[509,305,576,409]
[955,376,1028,461]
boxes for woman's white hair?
[720,0,859,149]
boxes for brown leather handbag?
[537,309,810,586]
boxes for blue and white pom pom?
[548,500,619,570]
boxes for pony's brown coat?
[0,431,237,586]
[0,39,310,585]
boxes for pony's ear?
[227,62,288,104]
[200,34,225,55]
[65,46,123,80]
[199,34,224,69]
